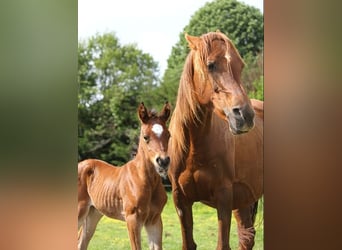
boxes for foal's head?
[137,102,171,178]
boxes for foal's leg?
[145,215,163,250]
[78,201,89,230]
[126,212,143,250]
[78,206,103,250]
[172,189,196,250]
[232,201,259,250]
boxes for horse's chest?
[189,148,234,179]
[179,161,232,203]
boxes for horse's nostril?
[232,107,241,117]
[164,156,170,166]
[156,157,162,165]
[157,156,170,167]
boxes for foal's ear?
[138,102,150,123]
[160,101,171,122]
[185,33,200,50]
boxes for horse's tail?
[251,200,259,225]
[252,196,264,229]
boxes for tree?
[156,0,264,105]
[78,32,159,165]
[243,51,264,100]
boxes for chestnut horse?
[168,31,263,250]
[78,102,171,250]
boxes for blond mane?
[168,32,245,170]
[168,51,196,168]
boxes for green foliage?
[158,0,264,105]
[248,76,264,101]
[243,52,264,100]
[78,1,264,164]
[87,192,264,249]
[78,32,159,165]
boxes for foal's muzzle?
[156,156,170,168]
[155,156,170,178]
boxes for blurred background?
[77,0,264,166]
[1,0,341,249]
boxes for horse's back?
[78,159,113,173]
[251,98,263,119]
[79,159,122,178]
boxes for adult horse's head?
[185,31,255,134]
[138,102,171,178]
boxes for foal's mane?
[169,32,245,169]
[148,109,158,118]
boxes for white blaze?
[152,124,163,137]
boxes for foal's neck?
[133,143,157,175]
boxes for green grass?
[87,192,263,249]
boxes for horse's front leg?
[126,212,143,250]
[233,201,259,250]
[216,188,233,250]
[145,215,163,250]
[172,188,196,250]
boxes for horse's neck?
[169,103,222,172]
[189,105,214,137]
[188,106,233,151]
[133,146,157,178]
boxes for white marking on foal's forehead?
[151,123,163,137]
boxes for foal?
[78,102,171,250]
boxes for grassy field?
[87,192,263,249]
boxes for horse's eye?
[143,135,150,143]
[207,62,216,71]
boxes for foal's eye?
[207,62,216,72]
[143,135,150,143]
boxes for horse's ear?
[160,101,171,122]
[138,102,149,123]
[185,33,200,50]
[216,29,221,33]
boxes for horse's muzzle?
[225,105,255,135]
